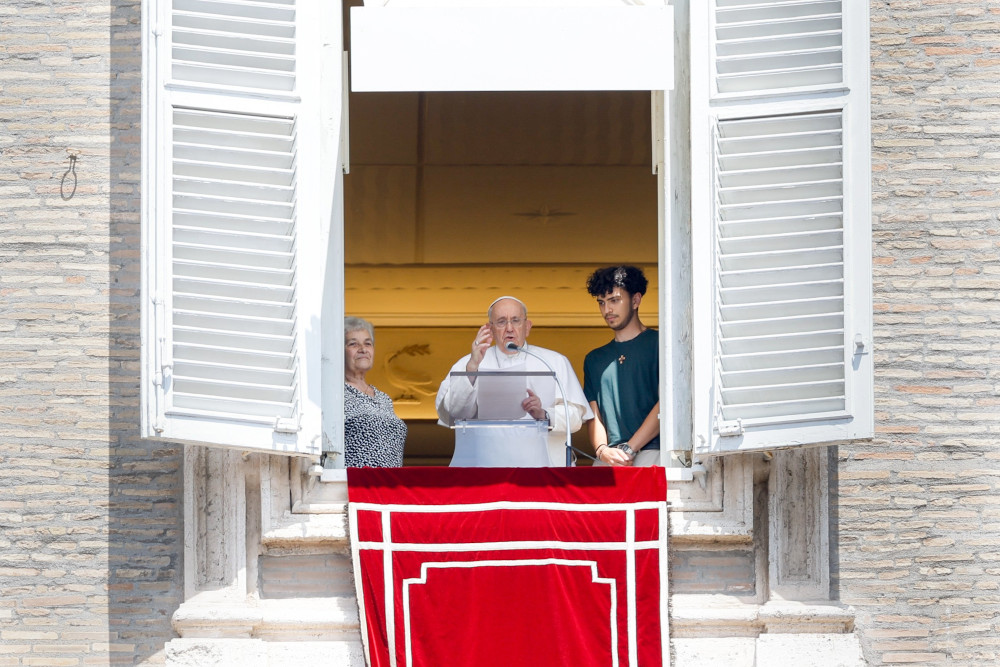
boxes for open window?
[142,0,674,464]
[343,1,675,466]
[141,0,871,465]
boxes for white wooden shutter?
[141,0,340,455]
[691,0,872,455]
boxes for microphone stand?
[506,342,576,467]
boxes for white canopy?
[350,2,673,92]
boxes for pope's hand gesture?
[466,323,493,373]
[521,388,546,421]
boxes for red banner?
[348,467,668,667]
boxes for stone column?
[768,446,830,602]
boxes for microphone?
[505,341,575,467]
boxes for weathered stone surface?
[165,638,365,667]
[673,634,865,667]
[756,634,865,667]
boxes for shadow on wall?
[109,0,185,660]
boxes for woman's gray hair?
[344,316,375,341]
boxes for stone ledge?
[262,511,350,546]
[165,638,366,667]
[672,634,865,667]
[759,601,855,634]
[671,598,855,638]
[757,634,865,667]
[172,597,360,641]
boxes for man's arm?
[627,401,660,452]
[532,354,594,434]
[539,396,588,435]
[436,324,494,425]
[588,400,632,466]
[435,358,477,426]
[587,402,607,447]
[466,323,492,377]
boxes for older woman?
[344,316,406,467]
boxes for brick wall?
[838,2,1000,664]
[669,548,756,597]
[259,553,356,600]
[0,1,184,664]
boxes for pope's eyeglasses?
[490,317,524,329]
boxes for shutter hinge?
[717,418,744,437]
[274,416,301,434]
[853,333,869,355]
[152,364,171,433]
[154,363,171,386]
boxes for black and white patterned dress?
[344,384,407,467]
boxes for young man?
[583,266,661,466]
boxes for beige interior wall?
[344,90,660,320]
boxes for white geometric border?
[402,559,617,667]
[349,500,669,667]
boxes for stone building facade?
[1,1,998,665]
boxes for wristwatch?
[612,442,636,460]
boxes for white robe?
[435,344,593,466]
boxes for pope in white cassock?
[436,296,593,466]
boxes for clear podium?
[447,370,554,467]
[451,419,551,467]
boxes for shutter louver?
[171,109,301,421]
[714,0,843,95]
[172,0,296,91]
[714,111,846,423]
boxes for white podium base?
[450,420,550,467]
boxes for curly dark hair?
[585,265,648,298]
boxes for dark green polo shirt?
[583,328,660,450]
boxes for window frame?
[141,0,871,465]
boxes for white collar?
[492,344,526,366]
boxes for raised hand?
[466,323,493,373]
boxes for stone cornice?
[670,597,856,638]
[172,597,360,641]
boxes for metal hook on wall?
[61,151,79,200]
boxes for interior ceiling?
[344,89,659,327]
